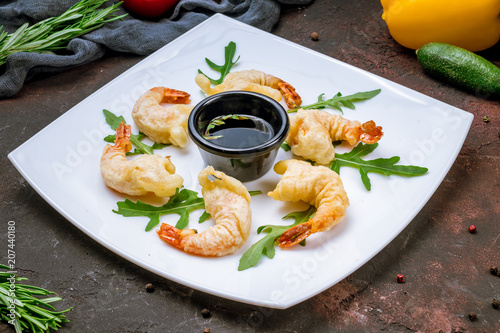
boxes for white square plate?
[8,14,473,309]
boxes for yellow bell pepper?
[381,0,500,52]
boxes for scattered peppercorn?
[492,299,500,309]
[310,32,319,41]
[396,274,405,283]
[468,312,477,321]
[483,116,490,123]
[490,266,499,276]
[145,283,155,293]
[201,308,211,318]
[468,225,476,233]
[204,329,211,333]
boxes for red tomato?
[122,0,179,18]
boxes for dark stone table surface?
[1,1,499,332]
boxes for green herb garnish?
[238,206,316,271]
[288,89,381,113]
[0,264,72,333]
[198,41,240,85]
[114,188,205,231]
[0,0,127,66]
[330,143,428,190]
[280,142,291,151]
[103,109,169,155]
[114,188,262,231]
[126,141,169,156]
[203,114,249,139]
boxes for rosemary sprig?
[0,265,72,333]
[0,0,127,66]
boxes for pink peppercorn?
[468,225,477,233]
[396,274,405,283]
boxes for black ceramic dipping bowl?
[188,91,290,182]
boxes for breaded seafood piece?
[268,159,349,247]
[287,108,383,164]
[132,87,193,147]
[195,69,302,108]
[100,122,183,197]
[157,166,252,256]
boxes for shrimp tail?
[359,120,383,144]
[157,223,196,248]
[150,87,191,104]
[278,81,302,109]
[115,122,132,152]
[278,221,312,248]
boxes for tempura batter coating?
[132,87,193,147]
[195,69,302,108]
[157,166,252,256]
[286,109,383,164]
[100,122,183,197]
[268,159,349,247]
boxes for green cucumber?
[416,42,500,98]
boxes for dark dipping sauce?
[205,115,274,149]
[188,91,289,182]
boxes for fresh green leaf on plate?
[238,206,316,271]
[288,89,381,113]
[114,189,263,231]
[113,188,206,231]
[198,41,240,85]
[330,142,428,190]
[103,109,170,155]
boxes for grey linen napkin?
[0,0,313,98]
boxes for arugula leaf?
[114,188,206,231]
[198,41,240,85]
[238,206,316,271]
[280,141,291,151]
[103,109,124,130]
[288,89,381,113]
[103,109,169,155]
[103,134,115,143]
[198,211,211,224]
[114,189,262,231]
[330,143,428,190]
[127,137,170,156]
[203,114,249,139]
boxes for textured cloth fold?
[0,0,313,98]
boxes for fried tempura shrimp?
[286,109,383,164]
[157,166,252,256]
[195,69,302,108]
[100,122,183,197]
[132,87,193,147]
[268,159,349,248]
